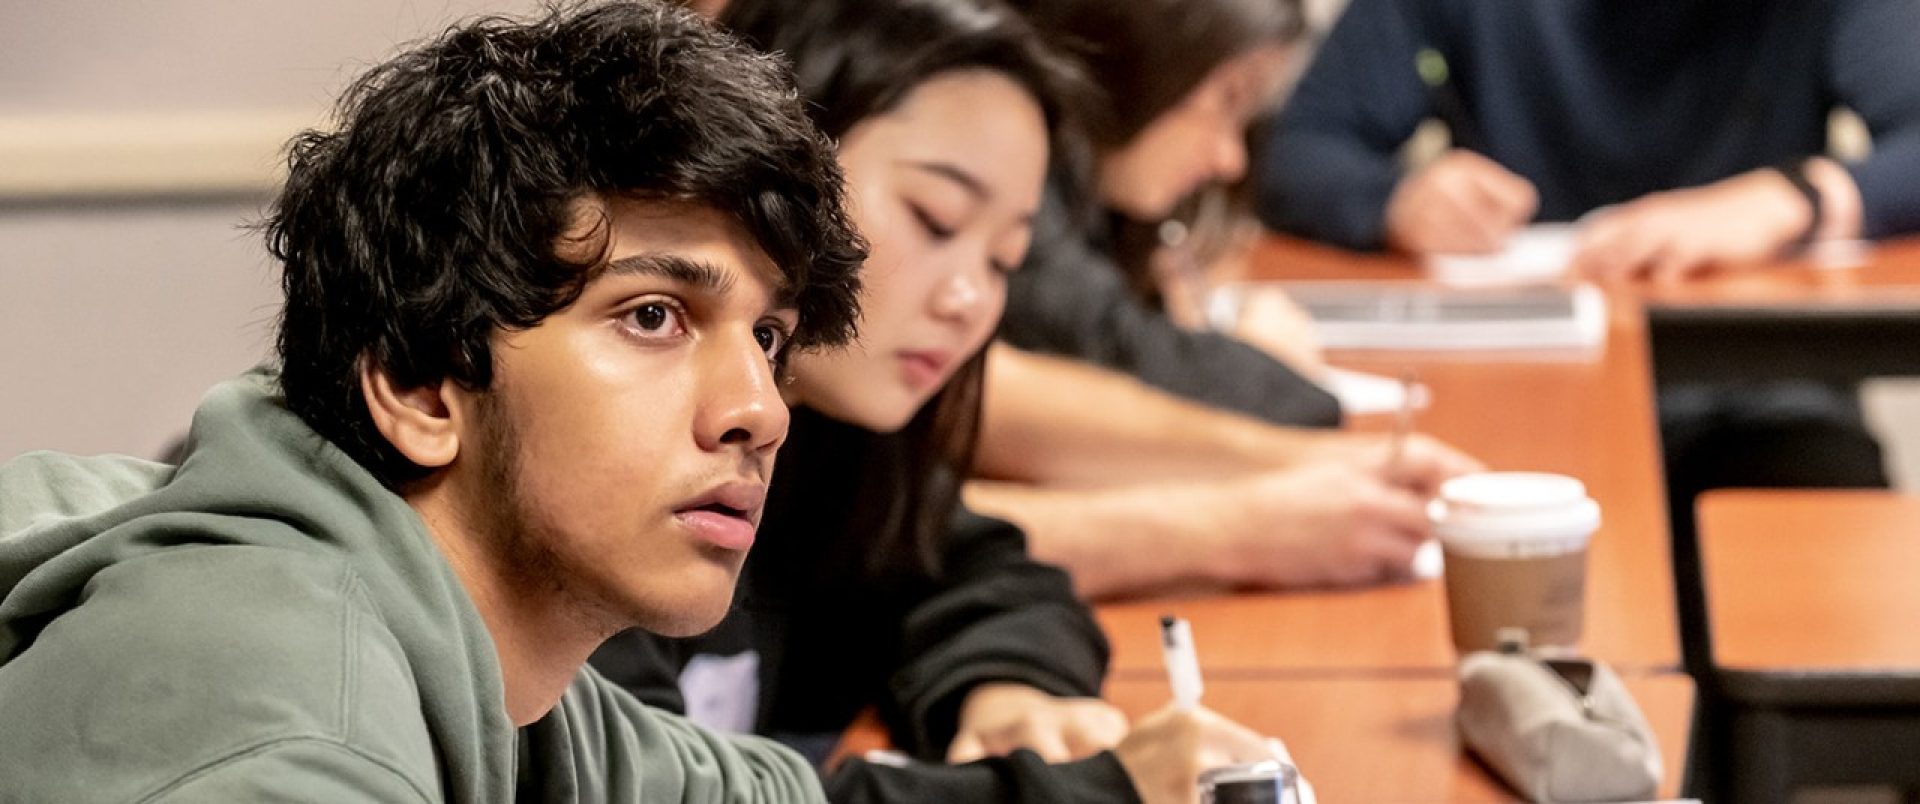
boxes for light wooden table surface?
[1100,240,1680,676]
[1698,489,1920,672]
[1103,673,1694,802]
[1089,236,1920,799]
[1235,233,1920,300]
[1100,236,1920,677]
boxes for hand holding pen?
[1142,616,1316,804]
[1371,374,1481,499]
[1385,47,1538,256]
[1385,148,1538,256]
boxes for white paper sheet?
[1323,366,1431,416]
[1424,223,1579,287]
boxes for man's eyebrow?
[604,252,795,312]
[605,253,734,292]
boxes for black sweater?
[1259,0,1920,249]
[998,176,1343,428]
[590,409,1140,803]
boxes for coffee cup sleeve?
[1455,651,1661,802]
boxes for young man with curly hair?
[0,3,864,800]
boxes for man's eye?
[626,301,685,338]
[754,323,789,359]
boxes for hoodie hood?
[0,367,514,801]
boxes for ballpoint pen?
[1160,614,1203,711]
[1385,368,1419,481]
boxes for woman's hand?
[948,682,1130,763]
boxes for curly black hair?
[266,0,866,487]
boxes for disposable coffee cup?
[1428,472,1600,654]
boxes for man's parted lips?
[675,480,766,523]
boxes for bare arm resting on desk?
[967,463,1438,600]
[978,343,1474,491]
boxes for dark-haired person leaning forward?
[958,0,1483,599]
[0,3,864,801]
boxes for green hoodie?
[0,370,824,803]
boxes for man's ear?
[359,360,462,469]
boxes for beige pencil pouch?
[1456,649,1662,802]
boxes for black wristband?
[1771,160,1823,250]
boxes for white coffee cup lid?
[1428,472,1600,557]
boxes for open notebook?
[1212,282,1608,351]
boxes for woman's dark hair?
[718,0,1087,578]
[1009,0,1303,149]
[267,1,866,487]
[1012,0,1304,307]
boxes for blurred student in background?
[595,2,1288,801]
[1255,0,1920,516]
[1259,0,1920,272]
[1256,0,1920,695]
[964,0,1483,598]
[996,0,1329,425]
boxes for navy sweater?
[1259,0,1920,249]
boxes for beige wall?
[0,1,545,461]
[0,201,279,459]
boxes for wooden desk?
[1636,238,1920,384]
[1100,235,1920,678]
[1240,232,1920,297]
[1099,244,1680,676]
[1102,674,1694,802]
[1642,237,1920,308]
[1090,234,1737,798]
[1692,489,1920,799]
[1698,489,1920,672]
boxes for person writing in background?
[959,0,1484,599]
[1259,0,1920,278]
[0,3,865,800]
[1258,0,1920,689]
[594,1,1288,801]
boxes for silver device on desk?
[1200,760,1302,804]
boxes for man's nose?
[694,332,790,457]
